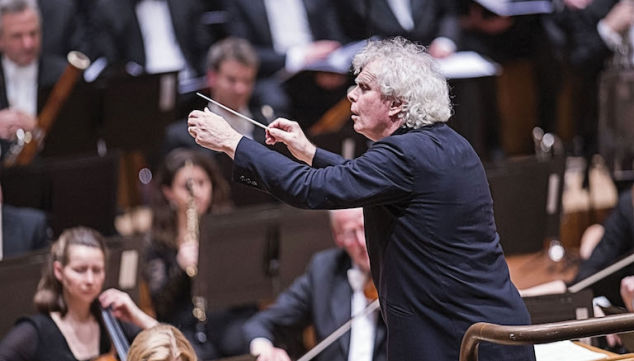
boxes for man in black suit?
[188,37,535,360]
[335,0,460,58]
[0,185,48,260]
[91,0,213,79]
[222,0,349,126]
[0,0,66,160]
[244,208,386,361]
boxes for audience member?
[244,208,386,361]
[145,148,255,360]
[0,184,49,260]
[0,226,157,361]
[127,324,197,361]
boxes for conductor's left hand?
[99,288,158,329]
[188,108,242,159]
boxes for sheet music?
[474,0,553,16]
[435,51,501,79]
[534,341,607,361]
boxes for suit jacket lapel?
[374,317,387,360]
[253,0,273,45]
[410,0,427,30]
[0,63,8,109]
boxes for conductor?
[188,37,535,361]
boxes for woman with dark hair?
[145,149,255,360]
[0,226,157,361]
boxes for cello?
[94,306,130,361]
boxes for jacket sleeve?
[232,137,413,209]
[242,256,322,342]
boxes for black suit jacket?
[554,0,618,70]
[223,0,346,77]
[0,55,66,158]
[92,0,213,75]
[232,123,535,361]
[38,0,88,58]
[335,0,460,46]
[2,204,49,259]
[573,190,634,306]
[243,248,387,361]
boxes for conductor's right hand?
[266,118,316,166]
[250,339,292,361]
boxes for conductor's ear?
[388,99,403,118]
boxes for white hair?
[352,37,452,128]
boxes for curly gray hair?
[352,37,452,128]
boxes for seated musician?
[0,226,158,361]
[572,187,634,309]
[144,148,256,360]
[127,324,196,361]
[0,0,67,160]
[0,184,50,259]
[162,37,271,159]
[522,187,634,303]
[244,208,387,361]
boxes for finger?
[269,118,294,130]
[267,128,290,143]
[188,127,197,138]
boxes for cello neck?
[100,306,130,361]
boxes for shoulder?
[15,313,53,332]
[39,55,68,86]
[307,248,348,272]
[3,205,47,225]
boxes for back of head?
[33,226,106,315]
[352,37,452,128]
[127,324,197,361]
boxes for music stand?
[278,207,335,291]
[485,155,566,255]
[104,236,145,303]
[38,81,102,158]
[523,289,595,324]
[197,205,281,311]
[0,153,119,237]
[0,250,48,338]
[101,71,178,154]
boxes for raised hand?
[265,118,316,165]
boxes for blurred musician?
[244,208,386,361]
[145,148,256,360]
[0,0,67,160]
[0,183,49,260]
[162,37,270,159]
[0,226,157,361]
[127,324,197,361]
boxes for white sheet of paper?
[534,341,607,361]
[435,51,501,79]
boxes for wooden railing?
[460,313,634,361]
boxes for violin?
[364,279,378,301]
[296,278,380,361]
[94,306,130,361]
